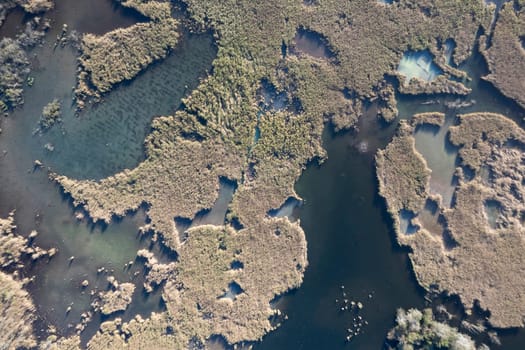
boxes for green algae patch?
[377,112,525,328]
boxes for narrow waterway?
[255,121,425,349]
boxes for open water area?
[1,0,525,348]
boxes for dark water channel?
[0,0,216,344]
[255,124,425,350]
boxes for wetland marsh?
[1,0,525,349]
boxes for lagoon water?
[2,1,525,349]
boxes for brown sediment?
[481,3,525,109]
[377,112,525,328]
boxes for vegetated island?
[377,112,525,329]
[0,213,58,349]
[74,0,180,109]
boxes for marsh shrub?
[40,99,62,130]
